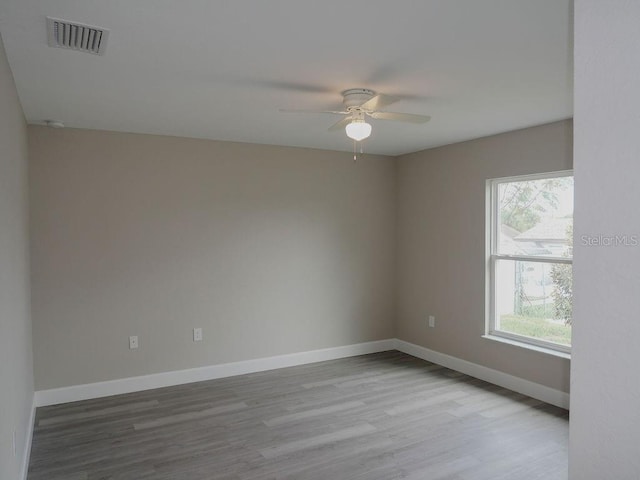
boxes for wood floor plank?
[258,423,377,459]
[263,400,365,427]
[133,401,248,430]
[37,400,160,426]
[28,351,568,480]
[385,390,468,416]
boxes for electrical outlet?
[193,327,203,342]
[428,315,436,328]
[129,335,139,349]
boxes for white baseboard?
[34,338,569,410]
[394,339,570,409]
[21,396,36,480]
[34,339,396,407]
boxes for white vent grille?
[46,17,109,55]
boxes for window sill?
[482,334,571,359]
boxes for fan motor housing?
[342,88,375,108]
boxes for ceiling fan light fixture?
[345,119,372,141]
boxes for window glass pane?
[498,176,573,258]
[495,259,572,346]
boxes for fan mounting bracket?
[342,88,376,108]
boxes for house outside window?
[487,171,573,354]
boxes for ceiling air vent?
[46,17,109,55]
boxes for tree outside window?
[488,172,573,352]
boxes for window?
[487,171,573,354]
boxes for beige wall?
[396,120,573,392]
[0,34,33,479]
[570,1,640,477]
[29,127,396,390]
[29,121,574,394]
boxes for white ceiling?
[0,0,573,156]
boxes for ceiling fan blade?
[360,94,400,111]
[328,117,352,132]
[279,108,347,115]
[369,111,431,123]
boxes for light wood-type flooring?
[28,351,569,479]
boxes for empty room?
[1,1,639,479]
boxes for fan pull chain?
[352,139,366,162]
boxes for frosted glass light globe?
[345,121,372,141]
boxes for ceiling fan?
[280,88,431,142]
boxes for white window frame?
[486,170,573,355]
